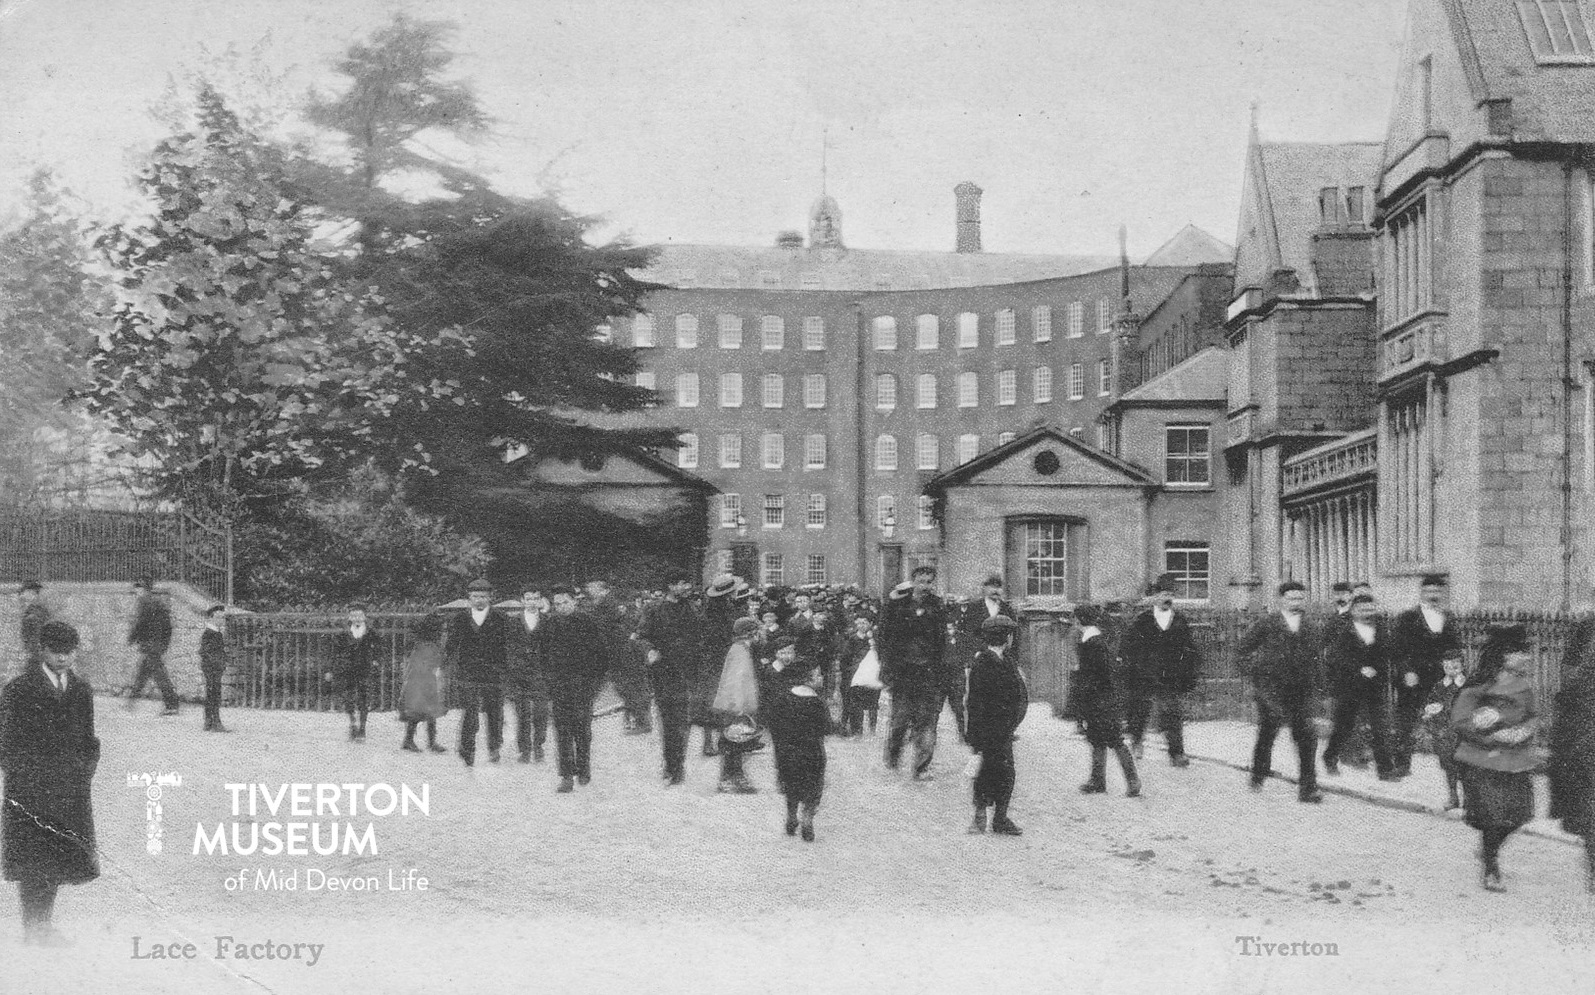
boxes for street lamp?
[883,508,896,541]
[735,512,747,539]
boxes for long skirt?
[1460,764,1535,832]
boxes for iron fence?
[0,505,230,601]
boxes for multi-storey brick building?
[619,189,1230,594]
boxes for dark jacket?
[1238,612,1323,711]
[965,647,1028,754]
[1118,607,1201,695]
[1324,620,1389,699]
[637,597,704,702]
[1070,632,1125,746]
[1,664,100,884]
[784,611,831,666]
[200,628,227,676]
[447,610,509,686]
[1550,661,1595,836]
[504,612,549,698]
[765,686,828,797]
[1451,675,1538,773]
[128,593,173,654]
[957,598,1019,667]
[879,592,947,690]
[540,610,609,704]
[332,627,379,691]
[1390,606,1461,695]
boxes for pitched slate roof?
[1118,346,1227,404]
[1234,142,1383,295]
[1440,0,1595,144]
[632,227,1231,292]
[1142,224,1234,266]
[923,424,1155,494]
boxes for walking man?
[543,588,609,793]
[587,579,650,734]
[447,578,508,767]
[1322,593,1396,779]
[1239,581,1325,803]
[965,615,1028,835]
[125,578,179,715]
[637,571,704,786]
[506,587,550,763]
[880,565,949,780]
[1118,574,1200,767]
[1,620,100,946]
[1390,574,1460,778]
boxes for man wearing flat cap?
[1118,573,1201,767]
[448,578,509,767]
[879,565,949,779]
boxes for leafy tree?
[299,14,673,508]
[80,85,459,510]
[0,171,125,505]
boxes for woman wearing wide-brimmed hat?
[1451,623,1539,892]
[712,616,763,794]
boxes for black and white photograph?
[3,0,1595,991]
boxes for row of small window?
[626,302,1115,351]
[710,550,832,588]
[637,365,1111,409]
[717,493,937,531]
[680,423,1210,483]
[679,431,1029,471]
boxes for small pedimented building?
[923,425,1160,607]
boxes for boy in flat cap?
[964,614,1028,835]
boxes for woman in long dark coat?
[1451,623,1538,892]
[1071,604,1141,798]
[1550,617,1595,893]
[1,620,99,946]
[399,613,448,753]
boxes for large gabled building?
[617,186,1231,594]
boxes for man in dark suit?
[505,587,550,764]
[956,575,1018,743]
[587,579,649,734]
[880,565,949,780]
[125,578,179,715]
[1389,573,1461,778]
[783,592,832,692]
[1322,593,1396,779]
[637,571,704,786]
[1238,581,1325,803]
[965,615,1028,836]
[1,620,100,946]
[542,587,610,793]
[447,578,509,767]
[199,605,230,733]
[1118,574,1201,767]
[330,607,378,741]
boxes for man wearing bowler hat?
[1118,573,1200,767]
[448,578,509,767]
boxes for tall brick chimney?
[954,182,983,253]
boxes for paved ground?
[4,698,1594,995]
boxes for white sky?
[0,0,1410,256]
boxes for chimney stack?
[954,182,983,253]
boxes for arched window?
[875,434,898,471]
[875,374,898,410]
[916,374,937,409]
[872,316,898,351]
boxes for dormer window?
[1516,1,1595,63]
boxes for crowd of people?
[5,568,1595,946]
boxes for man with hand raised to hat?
[447,578,509,767]
[1118,573,1200,767]
[880,565,949,780]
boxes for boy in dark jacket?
[1421,655,1467,809]
[965,615,1028,835]
[199,605,230,733]
[766,659,829,842]
[1072,604,1141,797]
